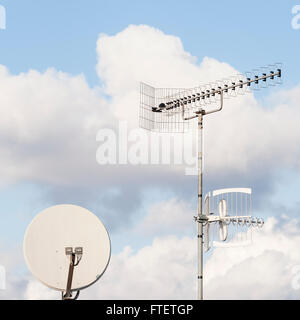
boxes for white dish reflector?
[23,204,111,292]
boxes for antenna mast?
[140,63,282,300]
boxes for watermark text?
[96,121,198,175]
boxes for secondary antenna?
[203,188,264,252]
[140,63,282,300]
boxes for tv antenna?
[23,204,111,300]
[140,63,282,300]
[203,188,264,252]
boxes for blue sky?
[0,0,300,299]
[0,0,299,87]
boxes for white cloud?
[72,236,196,300]
[4,213,300,300]
[0,66,111,186]
[79,216,300,300]
[135,198,194,236]
[96,24,236,127]
[0,24,299,191]
[96,24,300,178]
[203,84,300,175]
[1,24,300,299]
[25,279,58,300]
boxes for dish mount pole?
[62,247,83,300]
[64,251,76,299]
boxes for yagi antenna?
[23,204,111,300]
[139,63,282,300]
[140,63,282,132]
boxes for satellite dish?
[218,199,228,241]
[23,204,111,299]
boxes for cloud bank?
[6,214,300,300]
[0,24,299,300]
[0,25,298,195]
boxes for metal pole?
[197,112,204,300]
[63,253,75,300]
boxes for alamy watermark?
[0,4,6,30]
[292,5,300,30]
[0,265,5,290]
[96,121,198,175]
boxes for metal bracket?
[62,247,83,300]
[194,215,209,223]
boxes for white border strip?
[212,187,251,197]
